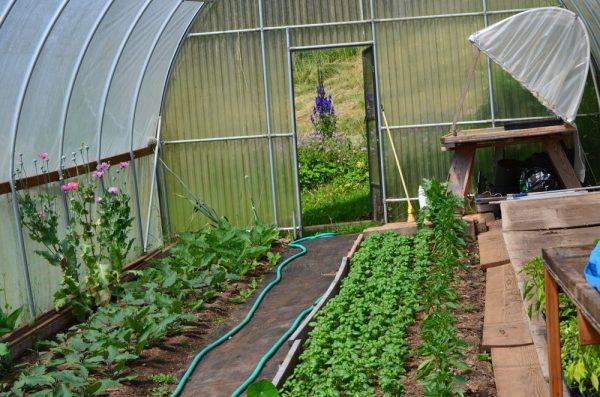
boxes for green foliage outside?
[295,48,371,226]
[1,219,279,396]
[521,257,600,395]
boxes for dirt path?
[180,234,357,397]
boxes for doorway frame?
[285,34,385,235]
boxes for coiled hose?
[171,232,336,397]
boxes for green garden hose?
[171,232,336,397]
[231,298,320,397]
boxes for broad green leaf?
[247,380,280,397]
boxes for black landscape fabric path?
[180,234,358,397]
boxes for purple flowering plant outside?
[16,145,134,317]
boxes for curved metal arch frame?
[127,0,185,252]
[8,0,71,316]
[94,0,154,249]
[56,1,117,227]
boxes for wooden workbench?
[542,246,600,397]
[441,124,581,199]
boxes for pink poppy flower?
[95,197,102,204]
[60,185,70,192]
[96,162,110,172]
[119,161,129,169]
[37,153,49,160]
[108,186,119,194]
[37,211,45,219]
[67,182,78,190]
[92,170,104,179]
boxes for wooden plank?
[272,339,302,388]
[503,227,600,272]
[544,270,563,397]
[500,192,600,231]
[478,229,510,269]
[347,234,363,259]
[447,144,475,199]
[577,310,600,345]
[483,264,533,348]
[363,222,417,236]
[441,124,575,149]
[491,344,550,397]
[543,138,582,189]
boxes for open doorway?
[291,45,383,229]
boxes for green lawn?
[301,181,371,226]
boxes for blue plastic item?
[584,241,600,293]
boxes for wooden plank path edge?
[272,233,364,388]
[491,344,550,397]
[478,228,510,269]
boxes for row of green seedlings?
[281,231,426,396]
[1,219,279,397]
[521,257,600,395]
[415,179,470,396]
[281,179,470,396]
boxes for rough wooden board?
[363,222,417,236]
[478,229,510,269]
[487,219,503,231]
[447,144,475,198]
[491,344,549,397]
[464,212,496,225]
[441,124,575,148]
[543,138,582,189]
[483,265,532,348]
[500,192,600,231]
[502,227,600,273]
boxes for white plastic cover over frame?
[469,7,590,123]
[0,0,204,184]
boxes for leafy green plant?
[1,218,279,396]
[247,380,280,397]
[148,372,177,385]
[520,256,600,394]
[150,386,170,396]
[230,278,258,305]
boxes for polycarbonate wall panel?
[191,0,259,33]
[561,0,600,68]
[163,140,275,232]
[134,3,201,150]
[162,32,266,141]
[163,0,598,227]
[0,0,204,183]
[264,0,369,26]
[0,0,64,183]
[488,0,558,11]
[377,16,489,127]
[375,0,482,19]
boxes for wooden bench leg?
[545,269,563,397]
[447,145,476,200]
[543,138,582,189]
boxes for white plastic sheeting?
[469,7,590,123]
[0,0,204,184]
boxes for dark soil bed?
[402,242,497,397]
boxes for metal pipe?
[482,0,496,128]
[187,9,535,38]
[286,28,304,236]
[157,143,172,243]
[0,1,16,31]
[127,1,184,253]
[258,0,279,227]
[370,0,388,223]
[385,197,419,203]
[56,1,115,227]
[384,114,600,130]
[144,117,162,252]
[163,133,293,144]
[289,41,374,52]
[8,0,70,317]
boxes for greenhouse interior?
[1,0,600,396]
